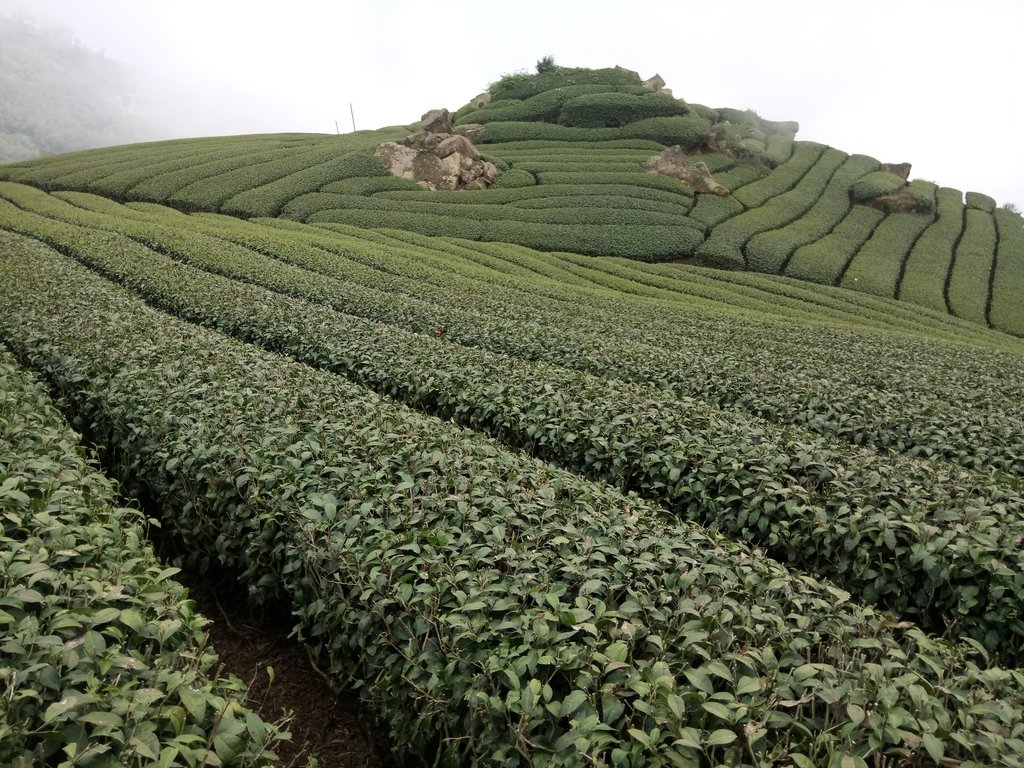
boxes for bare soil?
[175,569,396,768]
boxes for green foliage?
[965,191,997,212]
[557,92,687,128]
[221,150,388,217]
[745,153,876,274]
[4,220,1024,766]
[473,115,710,149]
[989,207,1024,335]
[456,84,643,126]
[841,185,938,298]
[686,103,719,122]
[619,115,710,147]
[850,170,907,202]
[535,55,558,74]
[899,187,965,312]
[489,66,642,101]
[785,204,886,284]
[765,132,794,165]
[493,167,536,188]
[0,305,281,766]
[688,193,744,229]
[697,147,846,270]
[320,174,422,195]
[534,171,695,197]
[715,107,761,126]
[947,208,997,324]
[733,141,827,208]
[311,210,705,259]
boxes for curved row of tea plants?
[744,153,880,275]
[947,207,998,325]
[14,202,1024,660]
[2,60,1022,334]
[5,182,1024,478]
[779,204,885,284]
[991,207,1024,335]
[3,231,1024,767]
[0,336,281,767]
[696,145,842,269]
[898,187,967,313]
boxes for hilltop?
[2,62,1022,337]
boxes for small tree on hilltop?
[1002,201,1022,216]
[536,56,558,74]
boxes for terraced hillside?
[3,65,1023,336]
[4,63,1024,766]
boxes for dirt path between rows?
[176,570,395,768]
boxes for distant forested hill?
[0,14,150,162]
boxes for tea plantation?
[2,64,1024,767]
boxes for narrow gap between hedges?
[149,527,398,768]
[28,362,400,768]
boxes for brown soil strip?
[175,569,396,768]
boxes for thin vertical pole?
[349,103,356,132]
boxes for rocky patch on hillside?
[375,109,497,190]
[643,146,730,196]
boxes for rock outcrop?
[641,72,672,97]
[881,162,912,180]
[643,146,730,196]
[375,108,497,191]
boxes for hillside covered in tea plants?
[2,63,1024,767]
[3,64,1023,337]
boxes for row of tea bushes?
[784,204,885,285]
[744,154,879,274]
[947,207,998,325]
[898,187,967,313]
[697,148,847,270]
[0,315,281,766]
[991,207,1024,335]
[839,187,938,298]
[3,231,1024,766]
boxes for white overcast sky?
[2,0,1022,206]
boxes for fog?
[2,0,1022,206]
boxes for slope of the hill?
[3,62,1022,335]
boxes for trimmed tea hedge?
[0,252,282,766]
[557,92,687,128]
[898,187,966,312]
[745,153,877,274]
[947,208,997,325]
[841,181,939,298]
[849,171,907,203]
[965,191,996,213]
[785,204,886,285]
[26,209,1024,660]
[487,66,643,101]
[697,147,846,270]
[220,150,388,218]
[990,207,1024,335]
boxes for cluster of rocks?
[643,146,730,196]
[374,108,497,191]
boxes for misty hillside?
[4,63,1023,336]
[0,14,151,162]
